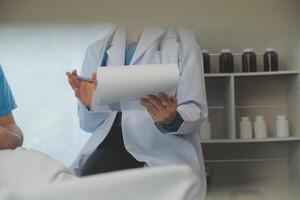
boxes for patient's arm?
[0,112,23,149]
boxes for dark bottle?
[242,48,257,72]
[264,48,279,71]
[220,49,234,73]
[202,49,211,73]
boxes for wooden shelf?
[235,105,286,109]
[205,158,287,163]
[206,183,291,200]
[209,105,287,109]
[204,70,299,78]
[202,137,300,144]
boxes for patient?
[0,65,23,149]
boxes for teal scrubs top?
[0,65,17,117]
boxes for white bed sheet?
[0,148,203,200]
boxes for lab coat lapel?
[130,26,165,65]
[106,27,126,66]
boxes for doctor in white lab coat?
[67,25,207,196]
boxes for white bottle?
[200,118,211,140]
[240,117,253,139]
[276,115,289,138]
[254,116,267,139]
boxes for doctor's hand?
[140,92,177,125]
[66,70,97,108]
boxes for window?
[0,24,113,166]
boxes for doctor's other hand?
[140,92,177,125]
[66,70,97,108]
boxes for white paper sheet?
[93,64,179,106]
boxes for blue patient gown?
[0,65,17,117]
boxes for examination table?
[0,148,203,200]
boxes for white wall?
[1,0,299,67]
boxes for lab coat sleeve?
[169,33,208,135]
[78,43,111,133]
[154,112,183,133]
[78,103,110,133]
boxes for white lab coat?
[71,26,208,198]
